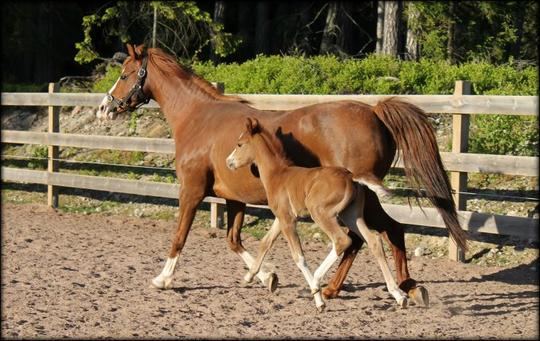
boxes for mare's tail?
[372,97,468,251]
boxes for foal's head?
[226,117,260,171]
[226,117,291,171]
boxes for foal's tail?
[372,97,468,251]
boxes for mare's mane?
[146,48,248,103]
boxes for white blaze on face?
[96,67,123,120]
[226,131,245,170]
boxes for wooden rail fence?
[1,81,538,262]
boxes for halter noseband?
[106,51,150,113]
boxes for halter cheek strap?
[106,51,150,113]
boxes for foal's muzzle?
[226,157,237,170]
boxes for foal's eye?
[237,143,242,147]
[120,74,128,80]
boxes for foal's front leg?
[226,200,279,292]
[244,218,281,283]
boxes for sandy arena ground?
[1,203,538,339]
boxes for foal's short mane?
[255,125,293,168]
[146,48,248,103]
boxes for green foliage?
[75,1,240,64]
[193,54,537,96]
[92,64,121,93]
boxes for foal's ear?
[245,117,260,135]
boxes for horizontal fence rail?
[2,92,538,115]
[2,83,539,262]
[2,130,538,177]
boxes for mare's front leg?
[152,183,206,289]
[225,200,279,292]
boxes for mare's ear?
[245,117,260,135]
[134,44,146,58]
[126,44,136,59]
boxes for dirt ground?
[1,203,539,339]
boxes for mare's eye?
[120,74,128,80]
[237,143,242,147]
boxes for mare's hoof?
[409,285,429,308]
[266,273,279,293]
[151,276,172,290]
[321,286,339,300]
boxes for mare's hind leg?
[339,186,408,308]
[152,184,205,289]
[225,200,278,292]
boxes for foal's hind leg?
[152,185,205,289]
[309,211,352,295]
[226,200,278,292]
[339,187,408,308]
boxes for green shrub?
[92,64,121,93]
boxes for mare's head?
[226,117,261,171]
[97,43,151,119]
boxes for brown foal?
[226,117,407,311]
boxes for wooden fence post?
[448,80,471,261]
[47,82,60,208]
[210,82,225,228]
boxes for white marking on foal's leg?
[296,256,325,311]
[152,256,178,289]
[313,247,339,290]
[353,177,392,199]
[239,251,275,285]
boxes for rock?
[414,247,424,257]
[313,232,322,241]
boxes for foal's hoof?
[397,296,408,309]
[151,276,172,290]
[265,273,279,293]
[409,285,429,308]
[243,272,255,284]
[316,303,326,313]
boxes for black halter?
[106,51,150,113]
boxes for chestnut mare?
[226,117,407,311]
[97,44,467,307]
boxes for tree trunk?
[446,2,456,64]
[255,2,270,55]
[382,0,400,57]
[405,1,419,60]
[376,1,385,54]
[210,0,225,63]
[320,2,339,54]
